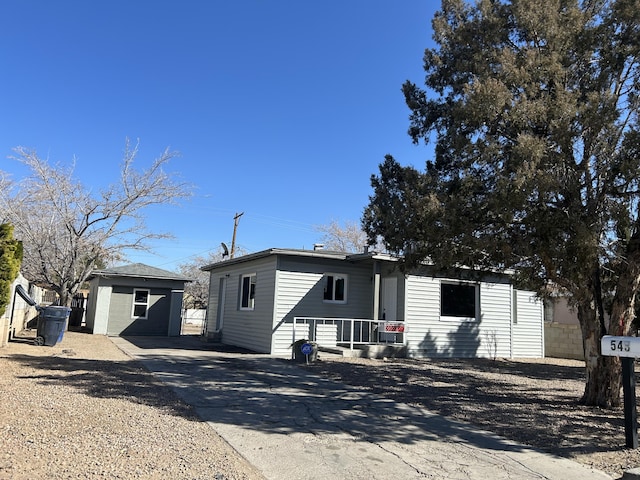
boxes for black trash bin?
[69,306,84,327]
[35,306,71,346]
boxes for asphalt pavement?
[110,335,614,480]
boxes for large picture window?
[323,274,347,303]
[132,289,150,319]
[240,273,256,310]
[440,282,477,319]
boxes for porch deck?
[291,317,407,359]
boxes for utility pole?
[230,212,244,259]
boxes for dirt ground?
[2,329,639,479]
[307,354,640,479]
[0,330,264,480]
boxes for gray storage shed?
[85,263,190,336]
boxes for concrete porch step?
[318,344,407,359]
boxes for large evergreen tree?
[363,0,639,407]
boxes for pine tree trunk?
[579,233,640,408]
[609,228,640,337]
[578,297,622,407]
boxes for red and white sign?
[382,322,405,333]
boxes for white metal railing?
[290,317,405,350]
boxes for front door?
[380,277,398,342]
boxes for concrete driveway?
[111,335,613,480]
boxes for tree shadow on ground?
[7,353,203,420]
[5,334,633,466]
[307,357,631,458]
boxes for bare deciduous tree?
[0,140,192,306]
[315,219,384,253]
[178,246,247,309]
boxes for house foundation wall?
[544,322,584,360]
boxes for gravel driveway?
[0,331,264,480]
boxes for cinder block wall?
[544,322,584,360]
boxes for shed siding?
[107,286,171,336]
[512,290,544,357]
[91,285,112,335]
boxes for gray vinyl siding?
[512,290,544,357]
[405,276,440,357]
[204,274,219,336]
[210,256,277,353]
[271,257,373,356]
[405,276,536,358]
[272,270,320,356]
[478,282,513,358]
[107,286,171,336]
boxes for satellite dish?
[221,242,229,258]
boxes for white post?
[350,318,354,350]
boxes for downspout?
[8,288,17,341]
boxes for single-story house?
[543,295,586,360]
[201,248,544,358]
[85,263,190,336]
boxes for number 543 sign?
[601,335,640,358]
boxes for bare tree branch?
[0,141,192,305]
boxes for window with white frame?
[440,282,478,319]
[323,274,347,303]
[132,289,150,319]
[240,273,256,310]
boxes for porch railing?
[291,317,405,350]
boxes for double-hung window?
[440,282,478,320]
[240,273,256,310]
[132,289,150,319]
[323,274,347,303]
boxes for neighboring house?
[0,273,41,346]
[85,263,190,336]
[201,248,544,358]
[544,296,585,360]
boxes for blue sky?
[1,1,438,271]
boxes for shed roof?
[89,263,191,282]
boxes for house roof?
[201,248,397,272]
[89,263,192,282]
[199,247,514,280]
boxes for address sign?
[601,335,640,358]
